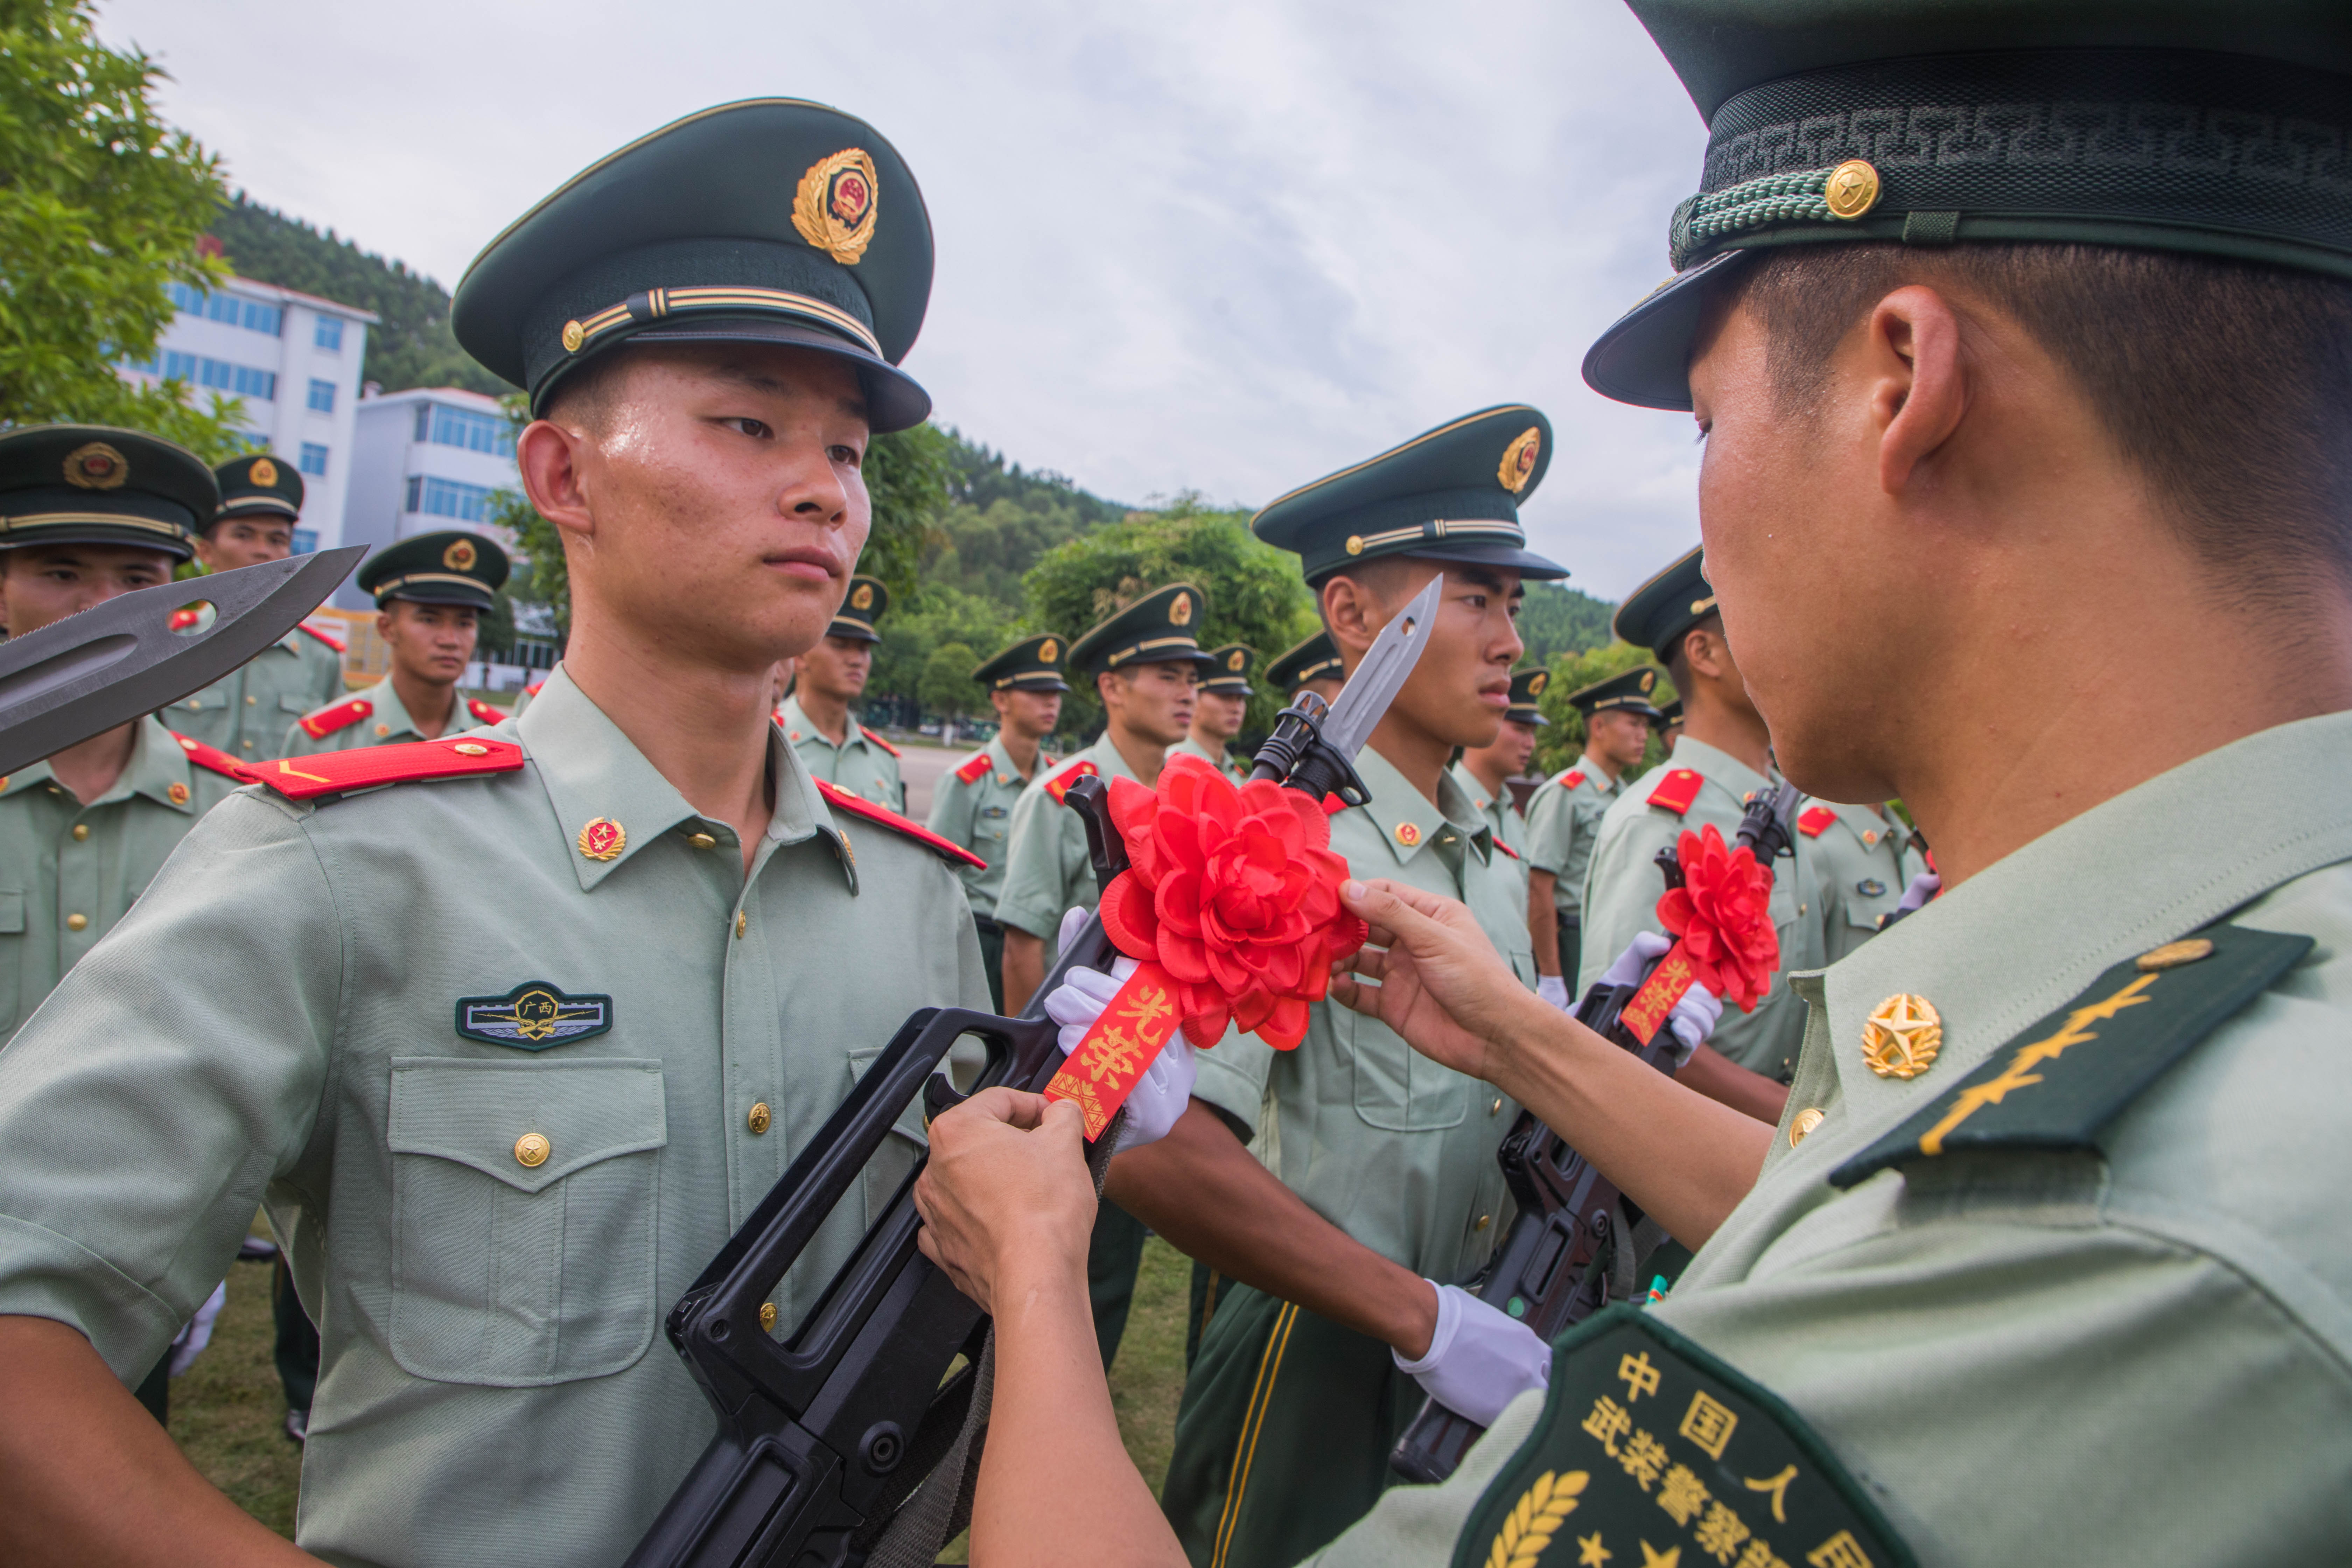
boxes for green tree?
[1516,581,1619,666]
[1532,641,1676,782]
[0,0,248,456]
[919,641,979,721]
[1022,496,1317,735]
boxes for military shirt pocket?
[279,694,312,714]
[1344,1006,1466,1132]
[386,1057,666,1387]
[1843,892,1892,933]
[175,687,228,716]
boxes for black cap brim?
[1582,251,1755,414]
[999,675,1069,692]
[580,315,931,433]
[383,587,493,610]
[826,620,883,644]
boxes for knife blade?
[1317,573,1443,764]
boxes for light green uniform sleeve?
[1523,779,1604,916]
[993,780,1088,944]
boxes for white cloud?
[101,0,1712,597]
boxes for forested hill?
[209,194,509,397]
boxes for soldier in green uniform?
[1174,642,1255,779]
[0,100,993,1565]
[995,583,1211,1366]
[926,631,1069,1009]
[1521,666,1663,1008]
[1448,665,1545,864]
[282,530,509,755]
[1654,694,1684,753]
[1577,547,1825,1109]
[778,572,904,811]
[1093,406,1566,1568]
[1798,799,1925,963]
[890,6,2352,1565]
[165,454,348,762]
[1266,628,1345,709]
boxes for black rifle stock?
[628,700,1369,1568]
[1388,781,1801,1484]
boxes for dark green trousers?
[1088,1199,1147,1367]
[1556,913,1583,999]
[1162,1281,1419,1568]
[973,914,1007,1014]
[273,1255,320,1414]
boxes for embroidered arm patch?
[1449,1305,1914,1568]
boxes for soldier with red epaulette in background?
[924,631,1069,1009]
[281,530,509,756]
[779,571,905,810]
[1522,664,1665,1006]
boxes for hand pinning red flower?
[1654,824,1779,1012]
[1094,755,1367,1049]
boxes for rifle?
[624,578,1441,1568]
[1389,779,1802,1485]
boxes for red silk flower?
[1656,825,1779,1013]
[1096,755,1367,1050]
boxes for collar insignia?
[455,981,615,1050]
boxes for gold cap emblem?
[248,456,278,488]
[1037,637,1057,663]
[1169,593,1192,626]
[561,319,586,354]
[1394,821,1421,847]
[1528,672,1547,694]
[63,441,127,490]
[1226,648,1245,671]
[850,582,875,611]
[1860,993,1943,1079]
[1824,159,1882,220]
[577,817,626,861]
[443,538,478,572]
[792,147,881,265]
[513,1132,551,1168]
[1497,426,1542,493]
[2136,937,2215,971]
[1639,670,1656,692]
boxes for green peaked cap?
[1200,643,1258,695]
[453,99,934,430]
[213,452,304,525]
[1613,544,1714,658]
[1505,666,1551,726]
[0,425,213,561]
[1566,664,1666,718]
[830,574,888,643]
[1266,630,1344,696]
[357,530,509,609]
[1066,583,1217,677]
[1586,0,2352,411]
[1252,406,1569,584]
[972,632,1071,693]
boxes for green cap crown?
[0,425,213,561]
[1587,0,2352,410]
[1505,666,1552,726]
[213,452,304,525]
[829,574,889,643]
[972,632,1071,693]
[1252,406,1569,584]
[357,530,509,610]
[1567,664,1667,719]
[454,99,933,430]
[1067,584,1217,677]
[1612,545,1714,659]
[1266,630,1345,696]
[1200,643,1258,695]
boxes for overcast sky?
[99,0,1711,599]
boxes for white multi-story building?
[120,273,377,553]
[341,386,524,616]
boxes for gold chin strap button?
[747,1102,772,1135]
[514,1132,551,1169]
[1788,1107,1826,1147]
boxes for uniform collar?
[1356,744,1491,869]
[0,717,195,814]
[986,732,1030,786]
[1083,729,1143,784]
[1825,799,1898,849]
[778,693,866,752]
[1787,710,2352,1181]
[1576,751,1624,793]
[1659,734,1774,803]
[358,674,441,743]
[517,667,840,893]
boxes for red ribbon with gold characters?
[1045,756,1367,1138]
[1618,825,1779,1045]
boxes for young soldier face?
[1338,560,1525,752]
[380,600,479,686]
[1194,688,1248,741]
[800,633,874,701]
[1588,708,1652,771]
[197,515,295,573]
[1100,660,1197,748]
[1492,716,1538,775]
[992,686,1062,739]
[0,542,176,638]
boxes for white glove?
[168,1280,229,1378]
[1535,974,1572,1010]
[1897,870,1941,913]
[1041,908,1194,1154]
[1393,1281,1550,1426]
[1598,931,1720,1066]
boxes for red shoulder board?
[466,698,507,726]
[1492,838,1521,861]
[167,730,252,783]
[250,736,524,801]
[953,751,993,785]
[1646,767,1703,816]
[298,622,346,654]
[1558,769,1587,791]
[860,725,902,758]
[1043,758,1100,805]
[1798,805,1837,838]
[816,779,986,869]
[298,697,372,739]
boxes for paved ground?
[894,738,962,821]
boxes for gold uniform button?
[1490,1097,1503,1115]
[688,832,717,849]
[1788,1107,1826,1147]
[759,1302,778,1332]
[735,910,747,938]
[1473,1213,1492,1232]
[453,742,489,756]
[513,1132,551,1168]
[65,913,88,931]
[747,1102,772,1135]
[245,694,257,705]
[71,824,89,841]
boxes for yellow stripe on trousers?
[1210,1301,1300,1568]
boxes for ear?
[1864,285,1968,496]
[1319,575,1378,656]
[517,418,595,542]
[375,608,395,640]
[1682,624,1729,682]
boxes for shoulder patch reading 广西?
[1646,767,1702,817]
[1449,1305,1914,1568]
[1832,923,2311,1189]
[455,980,614,1049]
[815,778,986,869]
[250,736,525,801]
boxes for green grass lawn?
[173,1236,1196,1542]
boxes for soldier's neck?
[1104,719,1167,788]
[1000,727,1043,779]
[1185,719,1228,762]
[795,686,853,745]
[390,667,458,740]
[1579,746,1621,784]
[1366,712,1452,805]
[1457,746,1510,799]
[1679,694,1771,778]
[46,720,138,807]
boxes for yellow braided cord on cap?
[1485,1469,1587,1568]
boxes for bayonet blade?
[1317,574,1444,764]
[0,545,365,776]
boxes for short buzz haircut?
[1727,243,2352,601]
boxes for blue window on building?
[416,402,514,458]
[166,282,205,315]
[299,443,329,477]
[405,476,420,513]
[292,528,318,554]
[308,378,335,413]
[314,316,343,352]
[127,349,273,400]
[413,475,496,524]
[167,283,281,335]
